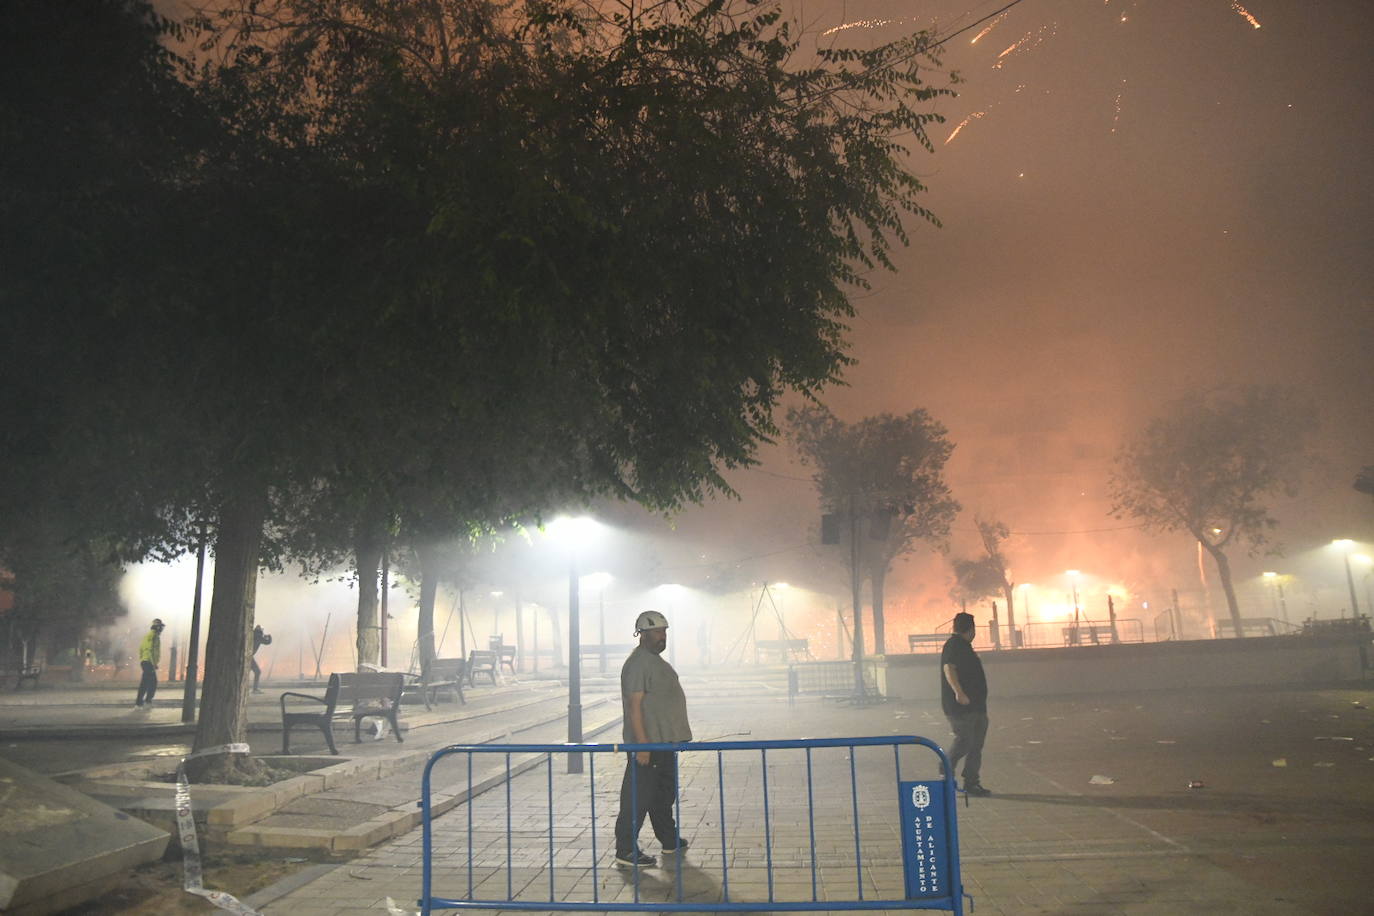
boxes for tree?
[1110,386,1316,638]
[949,519,1015,642]
[788,406,960,654]
[1355,466,1374,502]
[4,0,953,778]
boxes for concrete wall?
[877,635,1371,700]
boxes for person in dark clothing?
[940,612,991,796]
[250,625,272,693]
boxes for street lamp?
[1330,540,1362,618]
[1355,555,1373,616]
[545,516,603,773]
[1066,571,1082,645]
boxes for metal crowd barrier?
[418,736,966,915]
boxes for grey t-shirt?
[620,646,692,743]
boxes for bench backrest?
[336,671,405,706]
[430,657,467,680]
[468,649,498,669]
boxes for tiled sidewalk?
[254,690,1371,915]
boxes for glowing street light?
[545,515,604,772]
[1330,539,1362,618]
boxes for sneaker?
[963,783,992,797]
[662,838,689,855]
[615,851,656,868]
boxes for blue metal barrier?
[418,736,966,915]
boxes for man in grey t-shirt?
[614,610,692,868]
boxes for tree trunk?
[416,541,439,683]
[870,564,887,655]
[1202,540,1245,637]
[355,525,382,670]
[188,483,265,781]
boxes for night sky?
[656,0,1374,633]
[127,1,1374,653]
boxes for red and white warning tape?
[175,743,263,914]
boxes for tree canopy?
[788,405,959,653]
[3,0,954,771]
[1109,385,1316,636]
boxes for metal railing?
[419,736,966,915]
[1022,617,1145,647]
[786,659,879,700]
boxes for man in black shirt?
[940,612,991,796]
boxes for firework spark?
[1110,79,1127,132]
[1230,1,1262,29]
[992,24,1056,69]
[970,11,1010,45]
[944,110,988,144]
[822,18,899,37]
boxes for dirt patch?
[151,756,330,787]
[59,850,316,914]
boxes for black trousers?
[136,660,158,706]
[251,657,262,689]
[614,751,680,856]
[946,710,989,786]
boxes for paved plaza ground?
[257,683,1374,916]
[3,678,1373,914]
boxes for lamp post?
[547,517,601,774]
[1066,570,1081,645]
[1355,555,1373,618]
[1331,540,1362,617]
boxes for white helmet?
[634,610,670,633]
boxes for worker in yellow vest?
[134,618,164,711]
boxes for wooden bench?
[579,643,635,670]
[279,671,405,755]
[1062,624,1116,646]
[908,633,949,653]
[487,636,517,675]
[421,657,466,705]
[467,649,500,686]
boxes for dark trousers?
[946,711,989,786]
[614,751,679,856]
[136,661,158,706]
[251,657,262,690]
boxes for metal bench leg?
[322,720,338,755]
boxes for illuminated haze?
[119,0,1374,664]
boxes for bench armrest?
[280,691,329,713]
